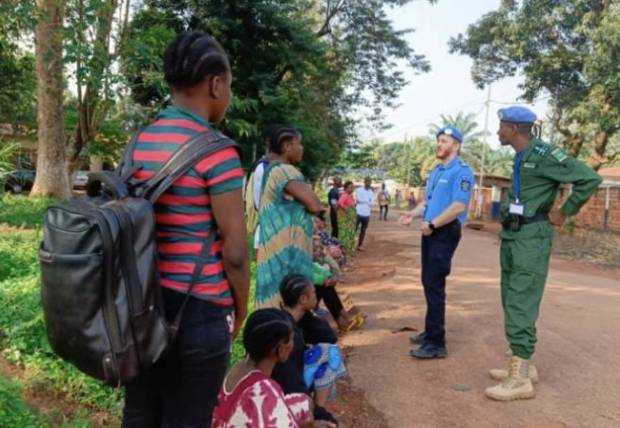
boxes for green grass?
[0,375,48,427]
[0,194,55,229]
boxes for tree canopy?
[449,0,619,170]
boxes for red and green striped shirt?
[131,106,244,306]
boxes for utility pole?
[476,85,492,218]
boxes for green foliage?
[450,1,620,166]
[0,375,48,428]
[0,195,54,229]
[429,112,486,143]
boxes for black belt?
[517,212,549,226]
[431,219,460,235]
[503,212,549,231]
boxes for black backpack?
[38,129,239,386]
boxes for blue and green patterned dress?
[256,162,314,308]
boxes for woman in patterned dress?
[255,126,324,308]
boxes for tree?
[450,0,620,170]
[0,1,37,128]
[65,0,126,171]
[429,111,485,143]
[31,0,71,199]
[119,0,435,180]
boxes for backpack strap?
[135,128,240,338]
[117,128,146,180]
[142,130,239,203]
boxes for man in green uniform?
[485,106,602,401]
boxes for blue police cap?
[497,106,537,124]
[436,125,463,143]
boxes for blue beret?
[498,106,537,124]
[436,125,463,143]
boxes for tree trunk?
[69,0,118,173]
[588,130,609,171]
[31,0,71,199]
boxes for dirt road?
[339,214,620,428]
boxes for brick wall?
[555,186,620,232]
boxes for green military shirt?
[500,139,602,240]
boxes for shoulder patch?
[550,147,568,163]
[460,177,472,192]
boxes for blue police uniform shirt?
[423,157,475,224]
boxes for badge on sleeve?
[460,178,472,192]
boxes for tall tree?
[430,111,485,143]
[0,1,37,129]
[450,0,619,170]
[31,0,71,198]
[66,0,121,171]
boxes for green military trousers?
[500,231,552,359]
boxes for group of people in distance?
[119,27,603,428]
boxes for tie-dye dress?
[256,162,314,308]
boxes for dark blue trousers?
[122,288,232,428]
[420,221,461,347]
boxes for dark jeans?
[315,284,344,320]
[330,207,339,238]
[420,221,461,347]
[356,215,370,248]
[122,288,232,428]
[379,205,388,221]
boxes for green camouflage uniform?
[500,139,602,359]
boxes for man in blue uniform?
[401,125,475,359]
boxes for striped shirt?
[131,106,244,306]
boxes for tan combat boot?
[485,356,535,401]
[489,361,538,383]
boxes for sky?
[367,0,550,148]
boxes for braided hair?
[268,125,301,155]
[163,31,230,89]
[243,309,292,362]
[280,273,313,308]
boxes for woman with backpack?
[121,32,250,427]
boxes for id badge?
[509,203,524,215]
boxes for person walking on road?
[401,125,474,359]
[485,106,602,401]
[355,177,375,251]
[328,177,342,238]
[378,183,391,221]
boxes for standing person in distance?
[378,183,391,221]
[122,32,250,427]
[327,177,342,238]
[355,177,375,251]
[485,106,602,401]
[401,125,474,359]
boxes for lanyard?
[513,151,526,203]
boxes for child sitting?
[272,275,347,425]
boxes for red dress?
[212,370,312,428]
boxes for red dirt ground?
[336,214,620,428]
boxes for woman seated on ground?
[312,234,364,333]
[213,308,335,428]
[272,274,348,425]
